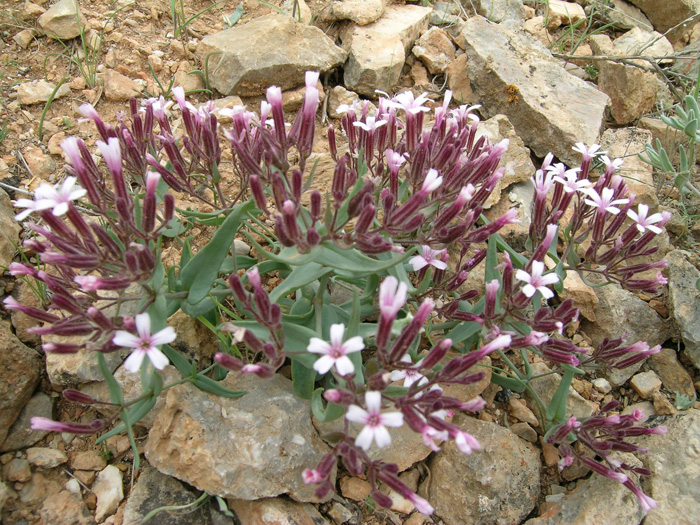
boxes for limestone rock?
[17,80,70,105]
[580,274,670,386]
[446,54,473,103]
[597,60,656,125]
[145,374,332,502]
[326,0,386,25]
[37,0,88,40]
[1,392,53,452]
[637,410,700,525]
[648,348,695,398]
[412,27,455,74]
[469,0,527,23]
[26,447,68,469]
[458,16,609,167]
[228,498,329,524]
[430,2,461,26]
[123,467,211,524]
[24,147,57,179]
[0,325,42,445]
[281,0,312,24]
[560,270,598,322]
[630,370,662,398]
[93,465,123,523]
[599,127,657,210]
[104,69,144,102]
[666,250,700,369]
[599,0,653,31]
[46,344,124,388]
[13,29,39,49]
[197,14,346,96]
[344,5,431,97]
[526,362,596,419]
[442,356,492,404]
[546,1,586,30]
[428,414,540,524]
[626,0,700,41]
[0,190,21,273]
[612,27,674,62]
[39,490,93,525]
[483,180,533,251]
[327,86,361,119]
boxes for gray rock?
[26,447,68,469]
[343,5,431,97]
[45,344,124,388]
[595,0,653,31]
[228,498,329,524]
[0,481,10,514]
[0,325,42,445]
[37,0,88,40]
[612,27,674,62]
[526,362,596,419]
[326,0,386,25]
[280,0,312,24]
[637,409,700,525]
[598,60,657,125]
[666,250,700,369]
[104,69,144,102]
[648,348,696,398]
[0,190,21,275]
[412,27,456,74]
[93,465,123,523]
[468,0,526,23]
[458,16,609,167]
[196,14,346,96]
[39,490,94,525]
[123,467,211,525]
[599,127,657,209]
[672,39,700,83]
[145,374,332,502]
[16,80,71,105]
[9,280,42,345]
[430,2,461,26]
[428,414,540,524]
[1,393,53,452]
[626,0,700,40]
[580,276,671,386]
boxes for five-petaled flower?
[572,142,604,160]
[14,177,87,221]
[409,246,448,271]
[583,187,629,215]
[390,355,428,387]
[378,276,408,320]
[346,391,404,450]
[112,313,175,372]
[515,260,559,299]
[627,204,664,234]
[307,323,364,376]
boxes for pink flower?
[573,142,604,161]
[390,355,428,387]
[14,177,87,220]
[409,246,448,271]
[378,276,408,320]
[451,428,481,454]
[420,169,443,194]
[390,91,431,114]
[353,116,388,132]
[515,260,559,299]
[583,187,629,215]
[627,204,664,234]
[346,391,404,450]
[96,137,122,174]
[307,323,364,376]
[112,313,175,372]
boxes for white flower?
[515,260,559,299]
[113,313,175,372]
[572,142,604,160]
[421,168,443,193]
[390,355,428,388]
[552,168,590,194]
[390,91,431,114]
[627,204,664,234]
[409,246,448,271]
[14,177,87,221]
[600,155,624,172]
[346,391,404,450]
[378,276,408,320]
[307,324,364,376]
[583,187,629,215]
[353,116,388,132]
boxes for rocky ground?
[1,0,700,523]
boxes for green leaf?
[315,243,415,274]
[490,372,527,393]
[189,375,245,398]
[484,235,500,284]
[96,396,157,444]
[292,359,316,399]
[180,296,217,318]
[97,352,124,406]
[269,263,331,303]
[447,320,482,345]
[179,201,253,305]
[311,388,345,422]
[232,320,318,369]
[546,366,575,423]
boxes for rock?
[167,312,218,365]
[524,467,641,524]
[0,189,22,273]
[23,2,46,17]
[228,498,329,524]
[24,146,58,179]
[281,0,312,24]
[599,0,653,31]
[545,1,586,30]
[446,54,473,103]
[343,5,432,97]
[70,450,107,471]
[630,370,662,399]
[26,447,68,469]
[580,276,670,386]
[442,355,492,403]
[93,465,123,522]
[648,348,696,398]
[509,397,539,426]
[523,15,551,46]
[612,28,674,63]
[458,16,609,167]
[671,39,700,81]
[326,0,386,25]
[527,362,596,418]
[637,410,700,524]
[626,0,700,42]
[412,27,455,74]
[233,239,250,256]
[623,400,656,420]
[13,29,38,49]
[327,86,362,119]
[0,325,42,446]
[19,472,62,505]
[39,490,93,525]
[469,0,527,23]
[123,467,211,524]
[3,458,32,482]
[0,481,11,514]
[430,2,461,26]
[428,414,540,524]
[599,127,657,209]
[17,79,71,105]
[37,0,88,40]
[1,392,53,452]
[327,500,354,524]
[510,422,538,443]
[145,374,332,502]
[666,250,700,370]
[46,345,123,388]
[339,476,371,501]
[597,60,656,125]
[592,377,612,394]
[197,14,346,96]
[172,61,205,93]
[104,69,144,102]
[483,180,534,251]
[559,270,598,322]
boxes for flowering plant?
[7,72,669,516]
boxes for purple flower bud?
[74,275,131,292]
[249,174,268,212]
[242,363,275,378]
[420,338,452,370]
[31,417,106,434]
[3,297,59,323]
[371,490,394,510]
[214,352,244,371]
[388,299,434,362]
[306,228,320,247]
[42,342,82,354]
[163,193,175,225]
[87,307,113,330]
[62,390,99,405]
[483,279,500,318]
